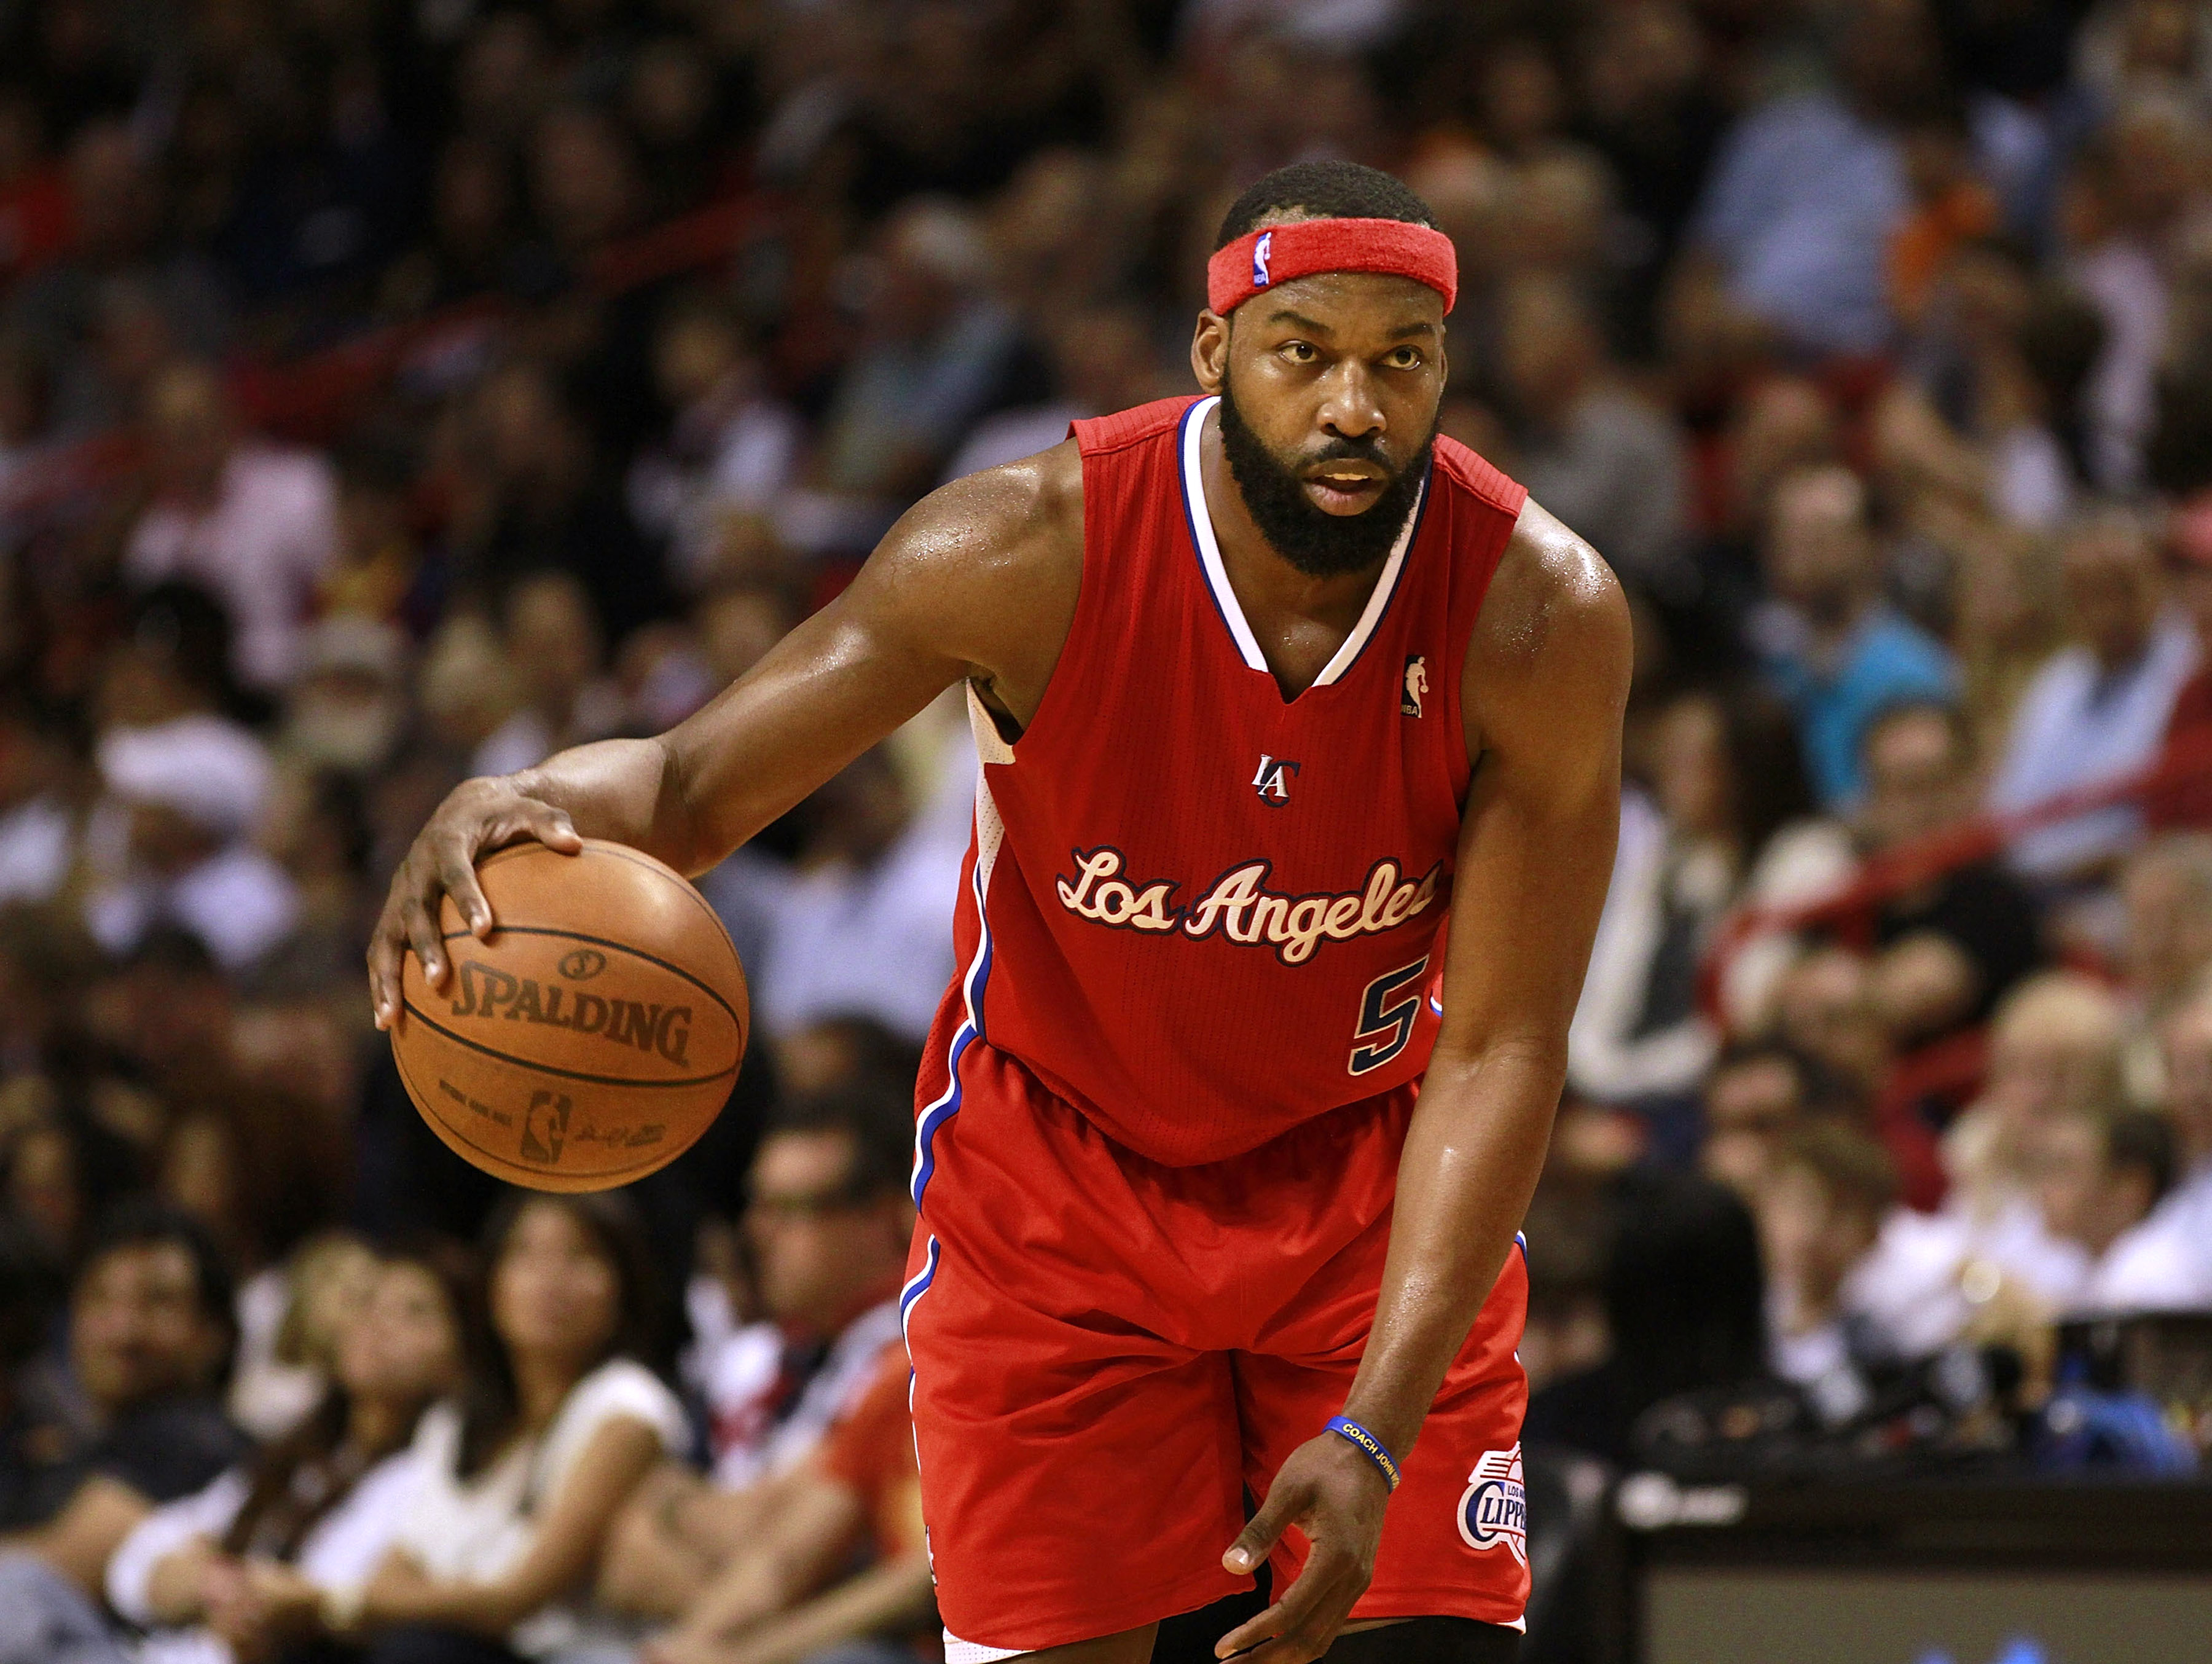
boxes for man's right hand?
[367,775,583,1030]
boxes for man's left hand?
[1214,1430,1392,1661]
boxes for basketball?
[390,838,748,1193]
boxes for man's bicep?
[1437,529,1630,1056]
[667,458,1075,859]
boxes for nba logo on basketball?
[1457,1445,1527,1564]
[1252,230,1274,288]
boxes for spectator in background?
[1752,466,1958,810]
[1759,1121,1897,1412]
[1700,1040,1847,1202]
[1571,688,1818,1145]
[321,433,433,634]
[1770,944,1947,1209]
[0,695,73,908]
[153,1093,352,1440]
[7,122,229,438]
[471,572,625,780]
[451,363,668,645]
[2034,1104,2176,1303]
[355,1192,683,1661]
[0,1204,245,1603]
[105,1247,466,1664]
[2087,984,2212,1308]
[221,1233,376,1446]
[602,1078,919,1654]
[756,744,971,1046]
[124,363,339,694]
[280,617,414,782]
[1990,504,2198,885]
[2149,487,2212,826]
[629,292,802,594]
[1681,0,1932,358]
[1500,275,1688,595]
[2114,833,2212,1100]
[805,198,1020,537]
[1859,702,2045,1044]
[1946,973,2126,1215]
[942,302,1164,481]
[80,716,296,975]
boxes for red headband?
[1207,217,1459,317]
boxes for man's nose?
[1317,363,1384,442]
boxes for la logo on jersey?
[1252,755,1300,806]
[1252,230,1274,288]
[1457,1445,1527,1565]
[1402,655,1427,718]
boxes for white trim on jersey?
[1177,393,1424,689]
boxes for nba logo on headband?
[1252,230,1273,289]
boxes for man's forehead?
[87,1239,194,1287]
[1235,270,1443,336]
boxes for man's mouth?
[1303,461,1389,512]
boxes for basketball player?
[371,162,1628,1664]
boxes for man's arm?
[18,1475,154,1595]
[678,1553,935,1664]
[368,447,1082,1023]
[1218,502,1630,1663]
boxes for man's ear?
[1191,310,1229,393]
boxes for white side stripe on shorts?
[944,1633,1027,1663]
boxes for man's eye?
[1282,341,1316,363]
[1386,348,1424,369]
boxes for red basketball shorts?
[901,1040,1531,1658]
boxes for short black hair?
[79,1199,238,1365]
[764,1075,916,1203]
[1214,160,1437,251]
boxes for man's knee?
[1324,1617,1520,1663]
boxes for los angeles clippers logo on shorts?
[1457,1445,1527,1565]
[1252,230,1274,288]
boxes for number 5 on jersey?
[1349,955,1431,1075]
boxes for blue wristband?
[1325,1415,1402,1491]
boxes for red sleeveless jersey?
[915,394,1526,1172]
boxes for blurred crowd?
[3,0,2212,1659]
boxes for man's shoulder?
[94,1396,249,1504]
[1852,606,1957,685]
[1069,395,1200,458]
[1433,434,1529,522]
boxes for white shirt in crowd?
[126,447,340,691]
[0,793,70,905]
[1567,788,1721,1104]
[1844,1197,2093,1360]
[1988,610,2200,879]
[80,836,299,972]
[2081,1159,2212,1313]
[107,1450,428,1664]
[392,1357,688,1658]
[755,736,975,1045]
[227,1266,327,1443]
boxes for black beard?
[1217,377,1434,578]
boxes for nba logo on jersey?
[1252,230,1274,288]
[1252,754,1298,806]
[1402,655,1427,718]
[1457,1445,1528,1564]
